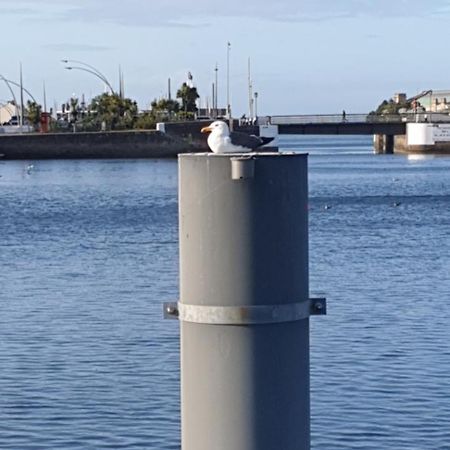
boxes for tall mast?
[248,57,253,119]
[19,62,24,130]
[43,81,47,113]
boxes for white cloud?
[44,43,112,52]
[2,0,449,27]
[63,0,449,25]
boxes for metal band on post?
[164,298,326,324]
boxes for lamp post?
[214,63,218,118]
[2,78,37,103]
[19,63,24,129]
[248,57,253,120]
[429,90,433,122]
[62,60,115,95]
[254,91,258,122]
[226,42,231,119]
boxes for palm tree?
[25,100,42,131]
[87,93,138,130]
[176,83,199,117]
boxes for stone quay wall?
[0,130,200,160]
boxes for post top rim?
[178,152,308,158]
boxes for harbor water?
[1,136,449,449]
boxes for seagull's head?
[201,120,230,136]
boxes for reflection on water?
[1,139,450,449]
[407,153,435,161]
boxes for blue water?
[1,136,450,449]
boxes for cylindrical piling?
[178,152,311,450]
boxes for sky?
[1,0,450,115]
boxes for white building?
[0,102,17,124]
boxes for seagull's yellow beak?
[201,126,213,133]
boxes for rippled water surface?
[1,136,449,449]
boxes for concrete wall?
[393,135,407,153]
[161,120,212,152]
[407,123,450,145]
[0,130,198,160]
[374,124,450,154]
[394,123,450,154]
[406,123,434,146]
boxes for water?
[1,136,449,449]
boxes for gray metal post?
[171,152,325,450]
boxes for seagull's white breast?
[207,132,250,153]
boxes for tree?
[69,97,79,124]
[370,98,412,116]
[151,98,180,115]
[134,112,157,130]
[149,98,180,122]
[25,101,42,130]
[85,93,138,130]
[176,83,199,117]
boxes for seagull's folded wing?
[229,131,264,150]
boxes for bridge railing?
[261,113,450,125]
[267,114,403,125]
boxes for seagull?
[201,120,274,153]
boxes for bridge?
[161,112,450,154]
[265,113,406,135]
[234,114,408,153]
[240,112,450,153]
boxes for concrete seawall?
[0,130,202,160]
[393,134,450,154]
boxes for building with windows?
[409,90,450,112]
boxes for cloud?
[63,0,450,24]
[0,6,38,15]
[2,0,450,27]
[365,33,381,40]
[44,43,112,52]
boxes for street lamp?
[62,60,115,95]
[65,66,115,95]
[226,42,231,119]
[254,91,258,122]
[61,59,111,84]
[0,74,20,122]
[214,63,218,118]
[429,89,433,122]
[2,78,37,103]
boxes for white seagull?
[201,120,274,153]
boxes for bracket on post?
[310,297,327,315]
[163,297,326,323]
[163,302,179,320]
